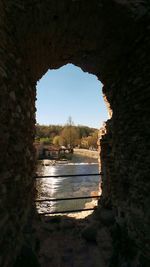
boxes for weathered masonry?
[0,1,150,266]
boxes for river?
[36,154,101,215]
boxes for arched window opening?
[35,64,108,218]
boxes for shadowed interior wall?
[0,0,149,266]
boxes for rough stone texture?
[0,0,150,266]
[99,29,150,265]
[0,2,36,266]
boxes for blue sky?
[36,64,108,129]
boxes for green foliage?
[35,119,98,148]
[38,137,52,145]
[53,135,63,146]
[36,123,63,139]
[78,125,97,138]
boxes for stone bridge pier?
[0,1,150,266]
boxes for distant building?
[34,143,73,160]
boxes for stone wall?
[99,29,150,265]
[0,0,150,266]
[0,2,36,266]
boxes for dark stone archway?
[0,1,150,266]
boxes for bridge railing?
[35,173,102,215]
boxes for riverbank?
[74,148,99,159]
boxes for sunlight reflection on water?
[36,155,101,214]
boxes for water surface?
[36,154,101,213]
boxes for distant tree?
[61,127,79,147]
[53,135,63,146]
[35,124,63,139]
[80,136,89,148]
[35,121,98,148]
[87,131,98,149]
[39,137,52,145]
[80,131,98,149]
[61,117,79,147]
[78,125,97,138]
